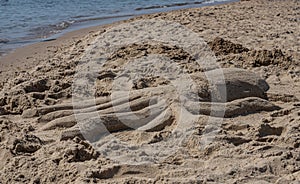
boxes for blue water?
[0,0,235,54]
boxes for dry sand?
[0,0,300,183]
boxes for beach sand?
[0,0,299,183]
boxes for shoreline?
[0,0,238,58]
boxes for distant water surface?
[0,0,236,54]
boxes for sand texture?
[0,0,299,183]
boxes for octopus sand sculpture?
[22,20,280,163]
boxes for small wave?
[29,21,74,38]
[135,1,203,11]
[58,21,74,29]
[0,0,9,6]
[0,38,9,44]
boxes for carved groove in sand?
[22,68,280,136]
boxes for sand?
[0,0,299,183]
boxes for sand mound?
[244,49,293,67]
[208,37,249,56]
[205,68,269,102]
[209,37,294,69]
